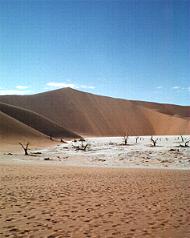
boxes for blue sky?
[0,0,189,105]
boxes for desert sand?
[1,88,190,238]
[0,136,190,237]
[0,87,190,137]
[0,161,190,238]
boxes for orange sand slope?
[0,164,190,238]
[0,87,190,136]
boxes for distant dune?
[0,87,190,137]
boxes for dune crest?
[0,87,189,137]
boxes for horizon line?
[0,87,189,108]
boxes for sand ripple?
[0,165,190,237]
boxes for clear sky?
[0,0,189,105]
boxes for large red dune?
[0,87,190,137]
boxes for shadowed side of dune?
[0,102,81,139]
[0,111,47,142]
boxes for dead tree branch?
[72,138,89,151]
[179,138,190,147]
[19,142,30,155]
[123,135,129,145]
[135,137,139,144]
[180,135,184,143]
[151,136,158,147]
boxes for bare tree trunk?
[135,137,139,144]
[123,135,129,145]
[151,136,158,147]
[19,142,30,155]
[185,140,190,147]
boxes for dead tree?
[180,135,184,142]
[73,143,89,151]
[185,140,190,147]
[79,138,86,147]
[76,143,89,151]
[123,135,129,145]
[72,138,89,151]
[135,137,139,144]
[151,136,158,147]
[179,138,190,147]
[19,142,30,155]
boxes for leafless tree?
[135,137,139,144]
[72,138,89,151]
[150,136,158,147]
[19,142,30,155]
[76,143,89,151]
[79,138,86,147]
[179,137,190,147]
[180,135,184,142]
[184,140,190,147]
[123,135,129,145]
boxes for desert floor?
[1,136,190,169]
[0,162,190,238]
[0,136,190,237]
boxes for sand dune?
[0,111,47,142]
[0,102,81,139]
[140,106,190,135]
[134,100,190,118]
[0,87,189,136]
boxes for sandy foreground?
[0,162,190,238]
[0,136,190,237]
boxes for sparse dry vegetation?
[123,135,129,145]
[72,138,90,151]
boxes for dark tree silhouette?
[135,137,139,144]
[19,142,30,155]
[72,138,89,151]
[123,135,129,145]
[185,140,190,147]
[151,136,158,147]
[179,137,190,147]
